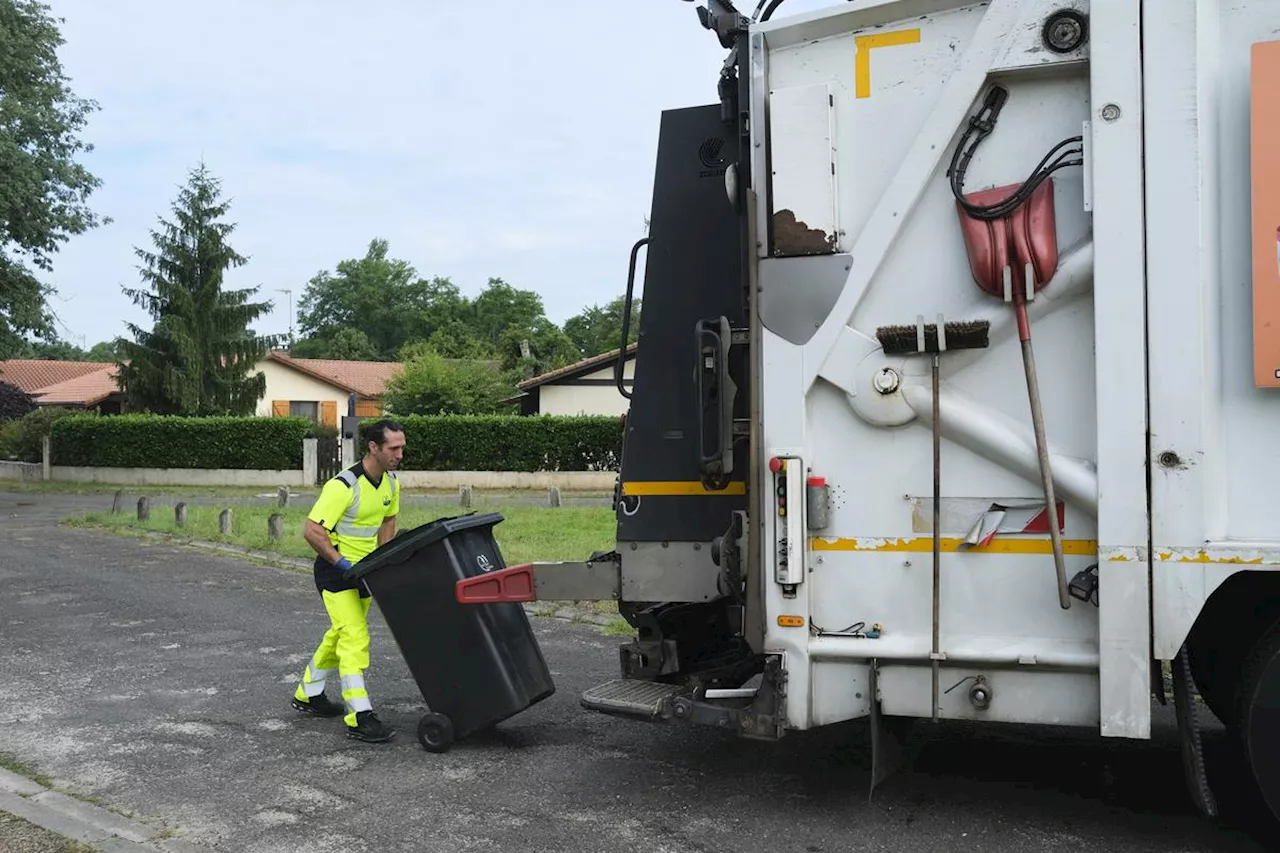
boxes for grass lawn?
[65,500,616,566]
[65,497,631,626]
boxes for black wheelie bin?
[349,511,555,753]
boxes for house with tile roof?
[509,343,636,416]
[0,360,125,413]
[256,351,404,425]
[0,352,409,423]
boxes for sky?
[30,0,837,352]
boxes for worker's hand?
[334,556,354,577]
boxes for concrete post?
[111,489,124,515]
[219,509,233,535]
[302,438,318,486]
[277,485,290,507]
[41,435,50,481]
[460,484,472,508]
[137,496,150,521]
[548,486,561,508]
[268,513,284,541]
[175,502,187,528]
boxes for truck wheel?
[1236,622,1280,826]
[417,713,454,754]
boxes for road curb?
[69,524,624,629]
[0,769,208,852]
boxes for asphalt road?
[0,492,1273,852]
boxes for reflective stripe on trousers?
[293,588,373,727]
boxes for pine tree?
[116,163,277,415]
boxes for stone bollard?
[175,502,187,528]
[548,486,561,508]
[277,486,290,508]
[460,484,472,508]
[268,512,284,542]
[137,496,150,521]
[219,509,233,535]
[112,489,124,515]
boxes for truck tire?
[1234,620,1280,829]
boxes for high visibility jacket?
[308,462,400,568]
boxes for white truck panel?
[1088,0,1151,740]
[745,0,1280,740]
[1142,0,1280,660]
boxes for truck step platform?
[580,679,685,720]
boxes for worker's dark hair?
[364,419,405,447]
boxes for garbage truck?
[455,0,1280,830]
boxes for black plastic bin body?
[351,512,555,746]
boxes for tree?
[563,296,640,358]
[115,163,277,415]
[84,340,119,362]
[382,347,514,416]
[471,278,545,348]
[0,1,107,357]
[0,379,34,419]
[498,319,581,379]
[295,240,472,360]
[13,335,94,361]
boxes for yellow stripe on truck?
[811,537,1099,556]
[621,481,747,496]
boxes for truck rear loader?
[455,0,1280,833]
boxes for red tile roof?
[517,343,636,390]
[0,360,113,395]
[267,352,404,397]
[31,365,121,408]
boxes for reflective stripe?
[341,673,372,715]
[335,522,379,537]
[339,474,362,535]
[336,470,358,488]
[306,664,337,681]
[300,662,337,696]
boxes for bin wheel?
[417,713,454,753]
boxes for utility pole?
[276,288,293,346]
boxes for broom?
[876,315,990,723]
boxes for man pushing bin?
[290,419,405,743]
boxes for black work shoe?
[291,693,345,718]
[346,711,394,743]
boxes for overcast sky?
[32,1,834,352]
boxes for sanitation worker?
[290,418,405,743]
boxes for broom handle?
[1016,301,1071,610]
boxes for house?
[0,352,405,424]
[511,343,636,416]
[0,360,124,413]
[257,351,402,426]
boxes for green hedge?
[41,413,623,472]
[374,415,624,472]
[51,414,314,470]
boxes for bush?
[366,415,623,472]
[0,381,35,420]
[12,407,82,462]
[51,414,314,470]
[0,420,21,461]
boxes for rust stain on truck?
[772,209,837,256]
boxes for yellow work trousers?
[294,589,373,727]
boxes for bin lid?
[349,511,505,579]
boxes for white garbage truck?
[455,0,1280,832]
